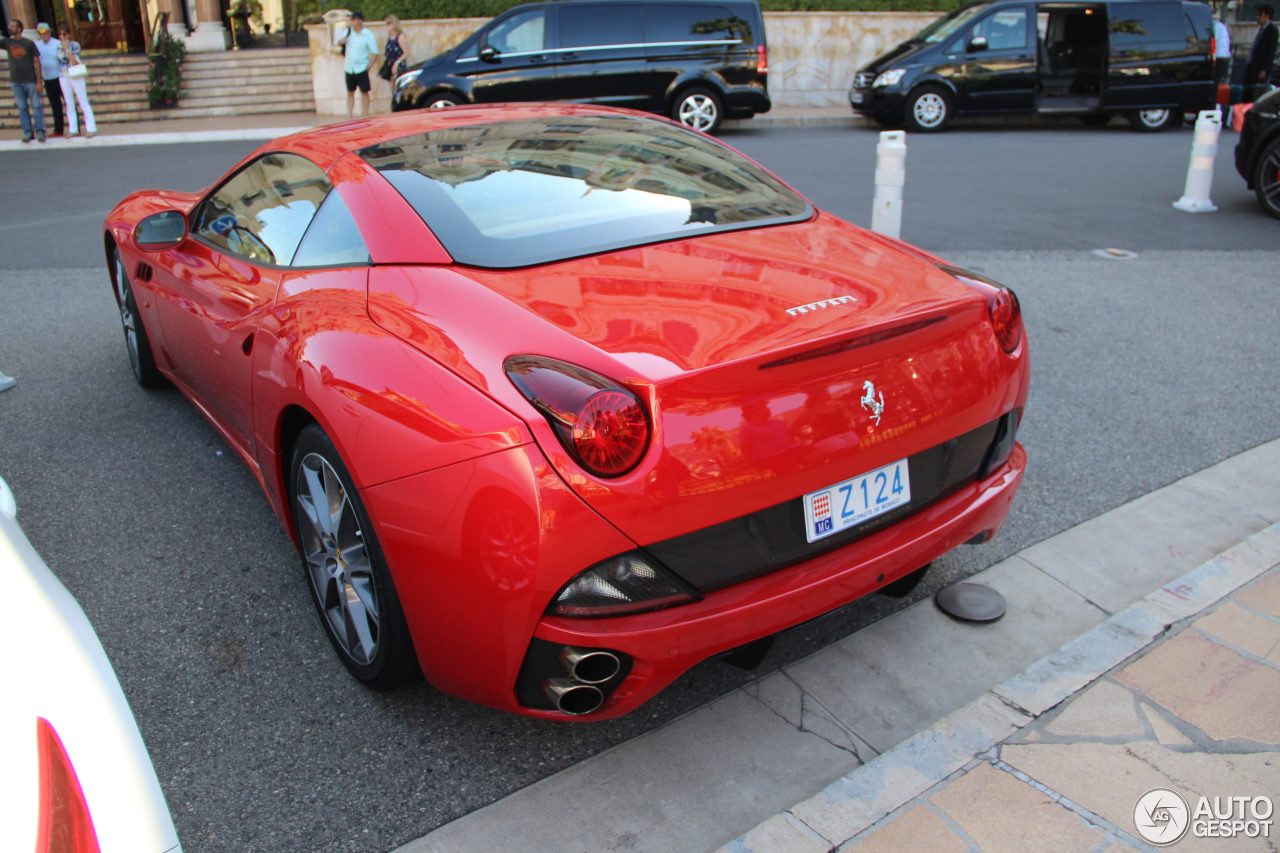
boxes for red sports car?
[104,104,1028,720]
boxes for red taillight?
[943,267,1023,353]
[757,44,769,74]
[35,717,101,853]
[505,356,651,477]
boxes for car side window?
[486,9,546,55]
[644,4,749,45]
[559,5,644,48]
[1110,3,1185,48]
[193,152,331,267]
[972,9,1029,51]
[291,190,370,268]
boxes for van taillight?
[757,44,768,74]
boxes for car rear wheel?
[290,424,419,689]
[111,248,163,388]
[1253,138,1280,220]
[904,86,952,133]
[422,92,462,110]
[673,87,723,133]
[1129,108,1175,131]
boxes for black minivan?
[392,0,771,133]
[849,0,1214,131]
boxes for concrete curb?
[725,523,1280,852]
[0,126,315,152]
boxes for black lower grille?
[644,415,1011,593]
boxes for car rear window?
[359,114,812,269]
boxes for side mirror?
[135,210,187,250]
[968,36,989,52]
[479,45,499,63]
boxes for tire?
[111,247,163,388]
[1253,138,1280,220]
[290,424,420,689]
[904,86,953,133]
[1128,108,1175,132]
[421,92,462,110]
[1078,114,1112,127]
[672,86,723,133]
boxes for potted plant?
[149,29,185,108]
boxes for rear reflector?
[757,44,769,73]
[35,717,101,853]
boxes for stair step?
[182,74,314,90]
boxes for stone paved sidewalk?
[824,565,1280,852]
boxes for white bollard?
[872,130,907,239]
[1173,110,1221,213]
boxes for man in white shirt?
[341,12,379,118]
[33,23,64,137]
[1213,15,1231,85]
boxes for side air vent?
[134,263,153,282]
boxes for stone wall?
[307,11,939,117]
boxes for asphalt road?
[1,124,1277,852]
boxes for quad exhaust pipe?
[558,647,621,684]
[543,678,605,715]
[542,647,623,715]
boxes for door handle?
[530,53,549,63]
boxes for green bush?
[344,0,957,22]
[149,29,185,108]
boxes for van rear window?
[359,114,811,269]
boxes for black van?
[849,0,1215,131]
[391,0,771,133]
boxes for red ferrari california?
[104,105,1028,720]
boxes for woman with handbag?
[380,16,409,85]
[57,25,95,137]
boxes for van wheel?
[1253,138,1280,220]
[673,87,723,133]
[1129,108,1175,131]
[1078,114,1112,127]
[422,92,462,110]
[904,86,952,132]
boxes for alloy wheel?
[912,92,947,130]
[678,94,718,132]
[113,253,141,380]
[1257,142,1280,218]
[1137,108,1171,130]
[295,452,381,666]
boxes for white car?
[0,476,181,852]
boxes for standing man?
[1213,11,1231,86]
[1,20,47,143]
[341,12,379,118]
[34,23,64,138]
[1245,3,1278,102]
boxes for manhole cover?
[935,582,1006,622]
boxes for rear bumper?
[525,442,1026,720]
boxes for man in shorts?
[341,12,379,118]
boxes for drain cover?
[935,582,1006,622]
[1092,247,1138,260]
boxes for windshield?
[915,4,989,43]
[360,114,812,268]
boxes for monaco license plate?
[849,91,865,104]
[803,459,910,543]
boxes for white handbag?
[68,62,88,79]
